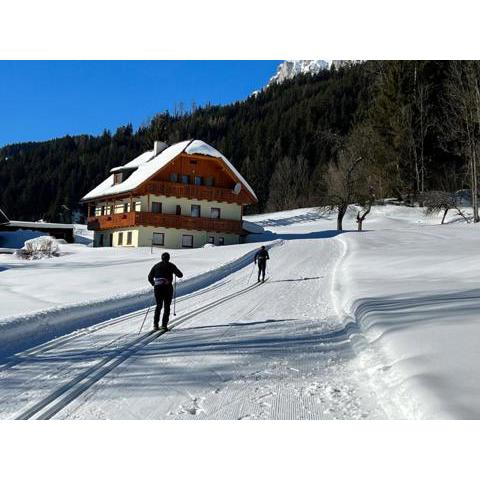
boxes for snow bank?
[336,221,480,419]
[242,220,264,234]
[16,236,60,259]
[0,242,280,358]
[73,224,93,245]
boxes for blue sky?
[0,61,282,148]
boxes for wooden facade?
[87,211,244,235]
[138,180,251,205]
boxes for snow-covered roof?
[7,220,73,229]
[82,141,190,201]
[81,140,257,202]
[185,140,257,201]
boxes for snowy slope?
[1,203,480,419]
[0,208,386,420]
[337,208,480,418]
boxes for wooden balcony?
[137,180,251,205]
[88,211,244,234]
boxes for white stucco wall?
[140,195,241,220]
[94,227,238,248]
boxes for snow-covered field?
[0,204,479,419]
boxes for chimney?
[153,141,168,156]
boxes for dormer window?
[111,166,136,184]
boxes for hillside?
[0,61,468,222]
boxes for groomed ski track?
[15,281,265,420]
[1,235,392,420]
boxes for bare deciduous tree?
[322,124,378,231]
[423,191,470,224]
[443,61,480,223]
[356,186,375,231]
[408,63,434,196]
[322,152,366,231]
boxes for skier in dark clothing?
[254,246,269,282]
[148,252,183,331]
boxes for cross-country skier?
[148,252,183,331]
[254,246,269,282]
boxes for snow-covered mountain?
[252,60,362,96]
[331,60,363,70]
[268,60,330,86]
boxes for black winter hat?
[161,252,170,261]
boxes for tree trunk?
[337,206,346,231]
[441,208,449,224]
[472,146,479,222]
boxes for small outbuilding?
[0,208,74,243]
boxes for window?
[207,236,214,244]
[211,208,220,219]
[114,204,123,214]
[152,232,165,246]
[123,203,129,213]
[218,237,225,246]
[176,205,181,215]
[152,202,162,214]
[190,160,198,165]
[100,206,105,216]
[134,201,141,212]
[118,232,124,246]
[205,176,214,187]
[109,234,113,246]
[170,172,178,182]
[98,234,104,247]
[182,235,194,248]
[181,175,189,184]
[191,205,201,217]
[114,172,123,184]
[126,232,133,245]
[194,176,203,186]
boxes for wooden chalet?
[80,140,258,248]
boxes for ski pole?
[173,275,177,316]
[139,297,152,334]
[247,261,255,284]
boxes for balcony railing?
[137,180,250,204]
[87,211,244,234]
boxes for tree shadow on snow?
[247,229,352,243]
[251,211,330,227]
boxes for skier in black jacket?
[254,246,269,282]
[148,252,183,331]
